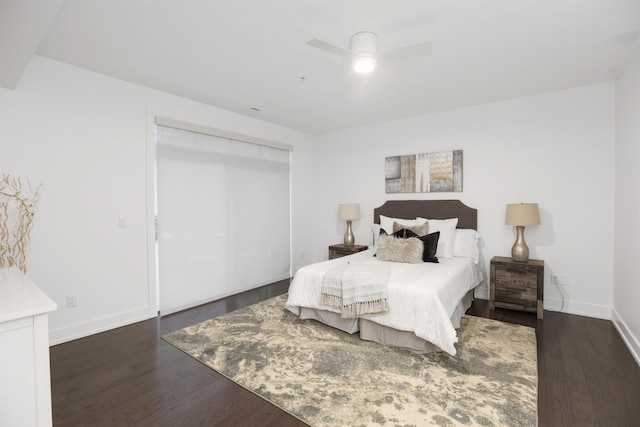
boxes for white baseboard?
[474,282,489,300]
[49,305,156,346]
[49,278,291,345]
[612,308,640,367]
[475,288,612,320]
[159,276,290,316]
[541,296,612,319]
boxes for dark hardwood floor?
[50,281,640,426]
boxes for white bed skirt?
[297,289,474,353]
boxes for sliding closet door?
[155,125,290,314]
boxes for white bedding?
[286,248,482,355]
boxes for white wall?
[0,54,625,345]
[313,82,615,319]
[0,56,316,344]
[614,41,640,364]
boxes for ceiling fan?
[306,31,432,73]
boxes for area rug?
[162,295,537,426]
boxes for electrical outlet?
[551,274,570,286]
[66,296,77,308]
[118,216,127,229]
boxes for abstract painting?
[385,150,463,193]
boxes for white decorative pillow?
[376,234,424,264]
[419,217,458,258]
[453,229,480,263]
[379,215,427,235]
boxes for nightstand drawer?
[495,288,536,305]
[495,268,537,289]
[332,248,356,257]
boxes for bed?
[286,200,482,356]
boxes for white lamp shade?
[338,203,360,220]
[505,203,541,226]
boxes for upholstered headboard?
[373,200,478,230]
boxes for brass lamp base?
[511,225,529,262]
[344,220,355,247]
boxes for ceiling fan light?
[353,55,376,73]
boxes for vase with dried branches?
[0,174,42,273]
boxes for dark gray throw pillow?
[417,231,440,263]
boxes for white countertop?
[0,267,57,323]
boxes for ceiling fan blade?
[306,39,354,58]
[379,41,432,59]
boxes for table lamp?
[505,203,541,262]
[338,203,360,247]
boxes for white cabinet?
[0,268,57,427]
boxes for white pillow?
[453,229,480,263]
[419,217,458,258]
[379,215,427,235]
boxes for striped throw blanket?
[320,260,390,319]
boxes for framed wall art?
[385,150,463,193]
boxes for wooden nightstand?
[490,256,544,319]
[328,244,368,260]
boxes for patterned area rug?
[163,295,537,426]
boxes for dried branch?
[0,174,42,273]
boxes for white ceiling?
[4,0,640,134]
